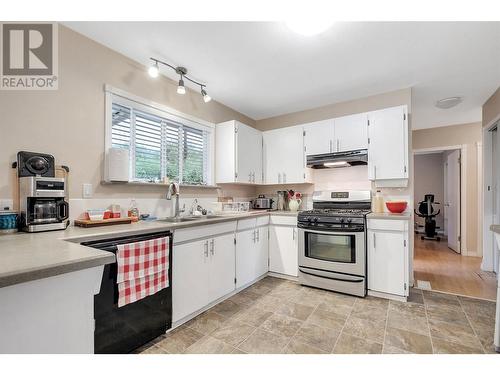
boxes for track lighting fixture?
[201,87,211,103]
[148,58,211,103]
[148,61,159,78]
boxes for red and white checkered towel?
[116,236,170,307]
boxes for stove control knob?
[307,217,313,223]
[347,219,352,224]
[313,217,319,223]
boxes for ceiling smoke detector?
[435,97,463,109]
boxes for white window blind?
[110,101,211,185]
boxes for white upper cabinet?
[215,120,262,184]
[303,119,334,155]
[367,105,409,182]
[303,114,368,156]
[263,126,307,184]
[334,113,368,152]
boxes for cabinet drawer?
[367,219,407,232]
[270,215,297,226]
[174,221,237,243]
[237,218,257,231]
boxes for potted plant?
[288,190,302,212]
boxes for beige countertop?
[0,210,294,288]
[490,225,500,235]
[367,212,412,220]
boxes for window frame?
[104,85,215,186]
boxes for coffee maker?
[17,151,69,232]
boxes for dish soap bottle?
[128,199,139,222]
[372,190,385,213]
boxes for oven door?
[298,228,365,276]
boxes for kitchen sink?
[157,217,200,223]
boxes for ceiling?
[65,22,500,129]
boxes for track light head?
[201,88,211,103]
[148,61,159,78]
[177,77,186,95]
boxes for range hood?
[306,149,368,169]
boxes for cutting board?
[74,217,133,228]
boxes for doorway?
[413,147,495,300]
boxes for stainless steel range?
[297,190,371,297]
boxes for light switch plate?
[83,183,93,198]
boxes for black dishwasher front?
[81,231,173,354]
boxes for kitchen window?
[106,89,213,185]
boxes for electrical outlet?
[83,183,93,198]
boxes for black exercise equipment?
[414,194,441,241]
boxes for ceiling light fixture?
[148,61,159,78]
[285,20,334,36]
[148,58,211,102]
[435,96,463,109]
[201,88,211,103]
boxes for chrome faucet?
[166,182,184,218]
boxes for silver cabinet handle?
[373,233,376,249]
[252,172,255,182]
[278,173,281,184]
[256,228,260,242]
[248,173,252,182]
[292,228,296,240]
[337,139,340,151]
[283,172,287,183]
[252,230,256,243]
[210,239,215,255]
[374,165,377,179]
[204,241,209,257]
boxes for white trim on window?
[104,85,215,185]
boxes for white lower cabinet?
[269,224,298,277]
[173,231,236,322]
[235,219,269,288]
[367,219,409,298]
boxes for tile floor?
[136,276,498,354]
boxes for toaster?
[251,195,274,209]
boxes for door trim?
[413,144,468,255]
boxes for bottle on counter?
[372,190,385,213]
[128,199,139,222]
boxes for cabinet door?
[303,119,334,155]
[263,130,280,184]
[367,230,406,296]
[334,113,368,152]
[269,225,298,277]
[209,233,236,301]
[235,229,257,288]
[264,126,305,184]
[255,226,269,278]
[172,239,210,322]
[368,106,408,180]
[236,122,262,184]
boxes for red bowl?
[385,201,408,213]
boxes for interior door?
[235,228,256,288]
[209,233,236,301]
[172,239,210,322]
[236,122,262,183]
[303,119,334,155]
[446,150,461,253]
[334,113,368,152]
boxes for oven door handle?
[298,228,363,236]
[299,268,364,283]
